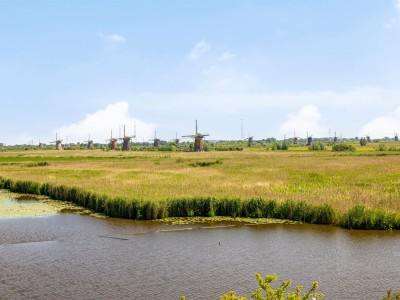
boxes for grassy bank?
[0,148,399,229]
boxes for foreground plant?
[183,272,324,300]
[383,290,400,300]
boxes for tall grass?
[341,205,400,230]
[1,149,400,229]
[3,176,399,229]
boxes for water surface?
[1,191,399,299]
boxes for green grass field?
[1,143,399,228]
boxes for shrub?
[308,142,326,151]
[219,272,324,300]
[332,144,355,152]
[272,142,289,150]
[378,144,388,151]
[383,290,400,300]
[27,161,50,167]
[189,160,223,167]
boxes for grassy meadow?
[0,142,399,228]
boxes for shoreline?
[1,176,399,230]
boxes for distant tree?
[360,137,367,146]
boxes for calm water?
[1,195,400,299]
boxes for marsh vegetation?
[0,143,399,229]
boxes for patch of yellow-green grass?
[0,147,399,214]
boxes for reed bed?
[0,148,399,229]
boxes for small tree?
[360,137,367,146]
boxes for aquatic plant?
[341,205,399,230]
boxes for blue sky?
[1,0,400,145]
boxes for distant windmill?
[293,132,299,144]
[38,140,46,149]
[395,133,398,142]
[149,131,160,147]
[333,131,338,143]
[84,134,94,149]
[50,133,63,150]
[366,134,371,143]
[119,125,135,151]
[171,132,180,146]
[182,120,209,152]
[105,130,118,150]
[244,134,253,147]
[306,132,313,146]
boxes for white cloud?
[189,41,211,60]
[279,105,327,138]
[218,52,235,61]
[396,0,400,11]
[54,102,156,143]
[98,32,126,43]
[361,107,400,138]
[384,18,397,28]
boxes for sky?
[1,0,400,145]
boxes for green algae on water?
[0,189,105,219]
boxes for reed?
[1,148,399,229]
[341,205,400,230]
[0,176,360,227]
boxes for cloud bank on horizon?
[361,107,400,139]
[54,102,156,143]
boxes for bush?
[308,142,326,151]
[378,144,388,151]
[189,160,223,167]
[332,144,356,152]
[219,272,324,300]
[272,142,289,150]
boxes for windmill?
[38,140,46,149]
[366,134,371,143]
[395,133,398,142]
[84,134,94,149]
[306,132,313,146]
[171,132,180,146]
[182,120,209,152]
[293,132,299,144]
[50,133,63,150]
[105,130,118,150]
[244,134,253,147]
[119,125,135,151]
[149,131,160,147]
[333,131,338,143]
